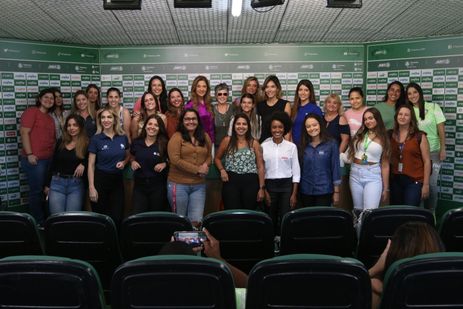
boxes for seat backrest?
[381,252,463,309]
[0,255,105,309]
[247,254,371,309]
[357,206,434,268]
[43,211,122,289]
[439,208,463,252]
[202,210,274,273]
[111,255,236,309]
[0,211,43,258]
[280,207,356,257]
[120,211,193,260]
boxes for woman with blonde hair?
[233,76,263,109]
[323,93,349,153]
[72,90,96,138]
[88,107,129,226]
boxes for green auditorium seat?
[111,255,236,309]
[0,211,43,258]
[280,206,356,257]
[246,254,371,308]
[0,255,105,309]
[202,209,274,273]
[381,252,463,308]
[120,211,193,260]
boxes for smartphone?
[173,231,207,247]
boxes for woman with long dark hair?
[46,114,88,214]
[229,93,262,141]
[165,87,185,138]
[133,75,168,114]
[215,113,265,210]
[185,75,215,144]
[50,88,69,140]
[85,84,101,119]
[167,108,212,226]
[406,82,446,212]
[348,108,390,218]
[291,79,323,145]
[130,114,169,214]
[131,91,166,140]
[375,81,406,130]
[299,113,340,207]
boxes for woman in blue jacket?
[299,113,341,207]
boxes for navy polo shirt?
[88,133,128,174]
[130,138,167,181]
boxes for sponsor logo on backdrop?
[3,48,20,53]
[143,54,160,58]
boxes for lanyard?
[399,143,405,161]
[363,135,373,152]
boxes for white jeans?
[350,163,382,211]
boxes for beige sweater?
[167,132,212,184]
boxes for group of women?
[20,75,445,230]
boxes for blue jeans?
[167,181,206,224]
[48,175,84,214]
[390,174,422,207]
[350,163,383,211]
[424,152,441,212]
[21,157,50,225]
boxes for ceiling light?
[232,0,243,17]
[174,0,212,8]
[326,0,362,8]
[103,0,141,10]
[251,0,284,8]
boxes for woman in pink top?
[344,87,369,138]
[185,75,215,144]
[20,88,56,225]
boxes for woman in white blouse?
[261,111,300,234]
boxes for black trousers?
[300,193,332,208]
[92,169,124,227]
[222,172,259,210]
[132,177,168,214]
[267,190,292,235]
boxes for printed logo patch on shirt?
[101,145,109,151]
[318,151,325,155]
[153,151,160,157]
[120,143,125,149]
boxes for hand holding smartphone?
[173,231,207,247]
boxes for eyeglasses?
[217,93,228,97]
[184,117,198,122]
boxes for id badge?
[398,162,403,173]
